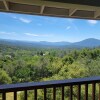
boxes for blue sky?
[0,12,100,42]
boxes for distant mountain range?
[72,38,100,47]
[0,38,100,48]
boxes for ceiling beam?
[40,5,45,14]
[69,8,77,16]
[94,10,100,18]
[5,0,100,11]
[3,0,9,11]
[0,0,100,20]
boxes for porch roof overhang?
[0,0,100,20]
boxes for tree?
[15,67,31,82]
[0,69,12,84]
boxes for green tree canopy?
[0,69,12,84]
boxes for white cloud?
[19,18,32,23]
[25,33,39,37]
[68,21,80,33]
[87,20,98,25]
[41,34,53,37]
[11,16,32,23]
[66,26,71,30]
[0,31,16,35]
[0,31,10,35]
[24,33,53,37]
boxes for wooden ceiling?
[0,0,100,19]
[45,0,100,7]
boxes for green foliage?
[0,69,12,84]
[0,43,100,99]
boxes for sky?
[0,12,100,42]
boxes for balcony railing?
[0,76,100,100]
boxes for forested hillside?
[0,42,100,99]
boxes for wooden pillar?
[69,85,73,100]
[34,89,37,100]
[62,86,64,100]
[2,92,6,100]
[44,88,47,100]
[85,84,88,100]
[77,85,81,100]
[92,83,96,100]
[53,87,56,100]
[24,90,27,100]
[14,91,17,100]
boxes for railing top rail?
[0,76,100,92]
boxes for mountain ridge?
[0,38,100,48]
[72,38,100,47]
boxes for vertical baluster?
[14,91,17,100]
[77,85,81,100]
[24,90,27,100]
[62,86,64,100]
[44,88,46,100]
[85,84,88,100]
[92,83,96,100]
[53,87,56,100]
[34,89,37,100]
[69,85,73,100]
[2,92,6,100]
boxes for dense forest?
[0,41,100,99]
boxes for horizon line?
[0,37,100,43]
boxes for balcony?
[0,76,100,100]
